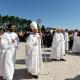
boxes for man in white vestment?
[64,29,69,52]
[72,29,78,53]
[1,24,16,80]
[25,21,42,79]
[51,28,65,61]
[10,24,19,68]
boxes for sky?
[0,0,80,29]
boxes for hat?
[30,21,38,30]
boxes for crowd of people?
[0,21,80,80]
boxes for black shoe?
[32,75,38,79]
[60,59,66,61]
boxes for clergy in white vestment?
[64,29,69,51]
[1,24,15,80]
[72,30,78,53]
[51,28,66,61]
[25,21,42,79]
[10,25,19,68]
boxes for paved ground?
[13,42,80,80]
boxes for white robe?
[60,33,65,56]
[72,32,78,53]
[0,35,5,77]
[76,36,80,53]
[1,32,14,80]
[51,32,63,60]
[10,32,19,68]
[64,32,69,51]
[25,33,42,75]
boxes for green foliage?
[41,25,45,32]
[0,14,32,31]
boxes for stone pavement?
[13,42,80,80]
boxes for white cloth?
[60,33,65,56]
[76,36,80,53]
[0,35,6,77]
[1,32,13,80]
[72,32,78,53]
[25,33,42,75]
[51,32,64,60]
[64,32,69,51]
[10,32,19,70]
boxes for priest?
[25,21,42,79]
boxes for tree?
[26,20,32,31]
[0,15,33,31]
[41,25,45,32]
[0,14,3,25]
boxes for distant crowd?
[15,28,80,52]
[0,26,80,52]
